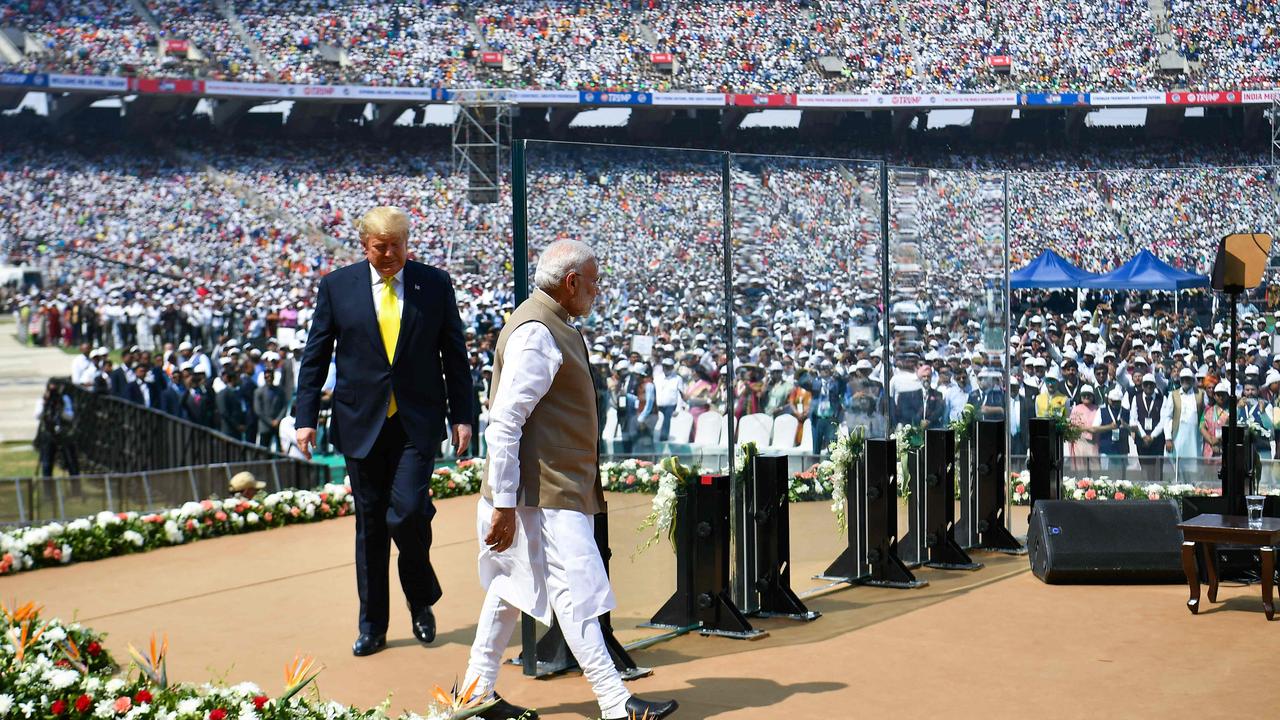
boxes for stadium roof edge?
[2,73,1275,110]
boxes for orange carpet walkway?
[6,492,1278,719]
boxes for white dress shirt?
[370,265,404,318]
[484,321,592,508]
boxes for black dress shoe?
[410,606,436,645]
[478,694,538,720]
[603,696,678,720]
[351,634,386,657]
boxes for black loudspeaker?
[1026,418,1062,510]
[1027,500,1184,584]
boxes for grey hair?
[533,240,596,291]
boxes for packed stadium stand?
[1,0,1276,92]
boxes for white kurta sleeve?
[484,323,563,508]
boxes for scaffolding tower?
[1272,95,1279,166]
[452,89,512,205]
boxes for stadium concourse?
[4,491,1279,719]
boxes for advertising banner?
[579,91,652,105]
[1165,91,1241,105]
[729,93,797,107]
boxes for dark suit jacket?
[254,383,288,434]
[295,260,473,460]
[217,386,247,438]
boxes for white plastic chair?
[667,411,694,443]
[769,414,800,450]
[693,410,722,446]
[737,413,773,446]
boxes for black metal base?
[700,627,769,640]
[859,577,930,589]
[756,610,821,622]
[926,529,983,571]
[512,614,649,680]
[976,516,1025,553]
[820,545,859,582]
[925,560,984,571]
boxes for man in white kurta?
[464,240,677,720]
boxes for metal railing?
[5,380,332,525]
[1,459,336,526]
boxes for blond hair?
[356,206,410,242]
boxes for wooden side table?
[1177,514,1280,621]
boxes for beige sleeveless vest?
[481,289,604,514]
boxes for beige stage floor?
[7,491,1278,719]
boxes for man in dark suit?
[217,368,248,439]
[294,206,473,658]
[254,368,288,448]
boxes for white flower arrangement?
[635,456,696,555]
[820,426,866,532]
[0,484,355,576]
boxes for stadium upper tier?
[1,0,1276,93]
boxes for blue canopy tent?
[1079,249,1210,291]
[1079,249,1210,314]
[1009,249,1100,289]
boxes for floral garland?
[1006,471,1280,506]
[734,441,759,486]
[430,459,486,500]
[0,485,356,576]
[808,426,866,531]
[948,403,978,443]
[0,602,513,720]
[891,423,926,497]
[600,458,665,494]
[635,457,697,555]
[1051,408,1084,443]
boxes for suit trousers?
[346,414,441,635]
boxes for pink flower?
[1076,479,1091,489]
[289,507,301,517]
[1014,483,1026,494]
[200,500,214,511]
[264,512,273,522]
[116,512,129,521]
[214,511,228,522]
[319,503,331,513]
[1114,492,1125,500]
[319,493,329,502]
[1085,489,1097,500]
[1148,492,1160,500]
[186,519,197,531]
[627,474,637,484]
[114,696,132,714]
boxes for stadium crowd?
[1,0,1276,92]
[2,134,1277,470]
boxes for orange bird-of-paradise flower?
[429,677,498,720]
[1,600,43,624]
[280,652,323,702]
[58,636,90,675]
[8,619,45,662]
[127,633,169,689]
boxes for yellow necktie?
[379,279,399,417]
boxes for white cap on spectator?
[1179,368,1193,379]
[1215,381,1231,393]
[1107,387,1124,401]
[1142,373,1157,384]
